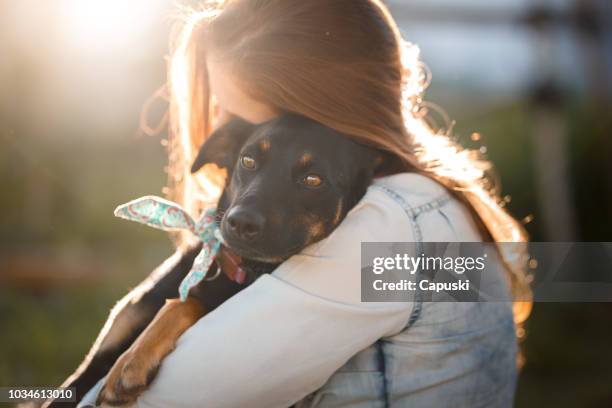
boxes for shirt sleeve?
[132,187,417,408]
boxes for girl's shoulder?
[318,173,446,251]
[373,172,449,200]
[272,172,481,305]
[347,171,484,243]
[366,172,452,215]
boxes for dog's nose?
[226,207,264,241]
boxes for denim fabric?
[295,177,517,408]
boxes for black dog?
[48,113,394,407]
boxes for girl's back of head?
[163,0,532,326]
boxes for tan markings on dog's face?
[297,213,326,244]
[308,220,326,242]
[300,152,313,166]
[333,198,343,226]
[258,138,270,153]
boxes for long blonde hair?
[160,0,532,326]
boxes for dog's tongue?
[220,248,246,284]
[234,267,247,285]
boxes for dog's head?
[191,114,383,263]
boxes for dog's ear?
[190,118,256,174]
[345,144,403,210]
[369,149,405,177]
[355,144,394,179]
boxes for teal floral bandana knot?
[114,196,222,302]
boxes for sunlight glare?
[60,0,162,49]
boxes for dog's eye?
[303,174,322,187]
[240,155,256,169]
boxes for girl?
[85,0,532,406]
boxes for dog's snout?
[226,207,264,241]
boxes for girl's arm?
[130,187,417,408]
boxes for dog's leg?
[44,243,202,408]
[93,250,251,407]
[96,297,206,406]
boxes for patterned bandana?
[113,195,222,302]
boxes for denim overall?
[295,181,518,408]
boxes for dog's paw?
[96,347,160,407]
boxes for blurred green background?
[1,0,611,407]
